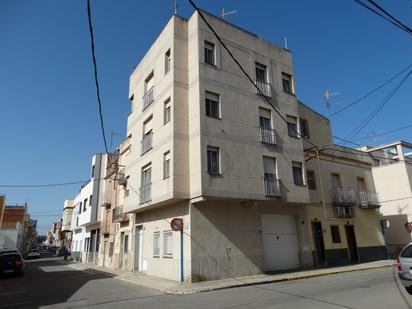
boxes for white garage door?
[261,214,300,271]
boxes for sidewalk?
[66,259,395,295]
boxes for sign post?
[171,218,184,282]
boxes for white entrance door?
[134,226,143,272]
[261,214,300,271]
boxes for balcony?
[142,86,154,110]
[256,80,272,97]
[139,184,152,204]
[113,206,128,222]
[141,131,153,155]
[106,155,119,178]
[264,173,281,197]
[118,168,127,186]
[334,206,355,218]
[260,127,277,145]
[101,222,111,235]
[332,187,356,206]
[359,191,381,209]
[101,190,111,207]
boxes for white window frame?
[163,231,173,258]
[164,98,171,124]
[153,232,160,257]
[163,151,170,179]
[204,41,215,65]
[207,146,220,174]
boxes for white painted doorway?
[134,226,143,272]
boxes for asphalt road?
[1,257,411,309]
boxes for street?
[0,257,411,309]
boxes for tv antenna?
[173,0,178,15]
[221,8,237,19]
[324,89,341,116]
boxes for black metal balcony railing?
[139,184,152,204]
[101,190,111,207]
[142,86,154,110]
[264,173,281,197]
[332,187,356,206]
[359,191,381,208]
[256,80,272,97]
[334,206,355,218]
[113,206,128,222]
[141,131,153,155]
[260,127,277,145]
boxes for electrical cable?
[342,69,412,145]
[87,0,109,153]
[352,124,412,142]
[365,0,412,33]
[352,0,412,35]
[0,178,103,188]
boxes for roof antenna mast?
[221,8,237,19]
[174,0,178,15]
[324,89,341,116]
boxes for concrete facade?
[116,11,385,283]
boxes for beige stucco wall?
[190,200,312,282]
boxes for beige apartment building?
[61,199,74,249]
[360,141,412,256]
[121,11,385,283]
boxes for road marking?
[0,301,33,308]
[0,290,28,296]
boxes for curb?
[169,262,395,295]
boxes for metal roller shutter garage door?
[261,214,300,271]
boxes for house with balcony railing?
[264,173,281,197]
[256,79,272,97]
[359,191,380,209]
[113,206,128,222]
[142,86,154,110]
[260,127,277,145]
[141,131,153,155]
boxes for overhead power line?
[87,0,109,153]
[352,124,412,142]
[187,0,318,149]
[342,69,412,145]
[352,0,412,35]
[0,179,101,188]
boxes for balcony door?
[345,225,359,263]
[356,177,366,192]
[331,173,341,191]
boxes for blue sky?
[1,0,411,233]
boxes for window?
[145,71,154,93]
[164,98,171,124]
[300,119,309,138]
[356,177,367,192]
[292,161,304,186]
[204,41,215,65]
[165,49,171,74]
[79,202,82,214]
[255,63,267,82]
[331,173,342,190]
[263,156,276,175]
[124,235,129,253]
[287,115,298,138]
[207,146,220,174]
[83,199,87,211]
[163,151,170,179]
[153,232,160,257]
[205,91,220,118]
[373,159,380,167]
[307,170,316,190]
[91,165,95,178]
[140,164,152,203]
[282,72,293,94]
[330,225,341,243]
[89,195,92,206]
[163,231,173,257]
[76,217,79,227]
[401,245,412,258]
[259,108,272,129]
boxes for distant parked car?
[27,249,41,259]
[48,246,57,255]
[397,242,412,294]
[0,249,25,277]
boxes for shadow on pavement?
[0,257,117,308]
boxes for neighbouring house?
[61,199,74,250]
[99,137,133,271]
[70,153,109,263]
[359,141,412,257]
[300,103,386,267]
[120,11,385,283]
